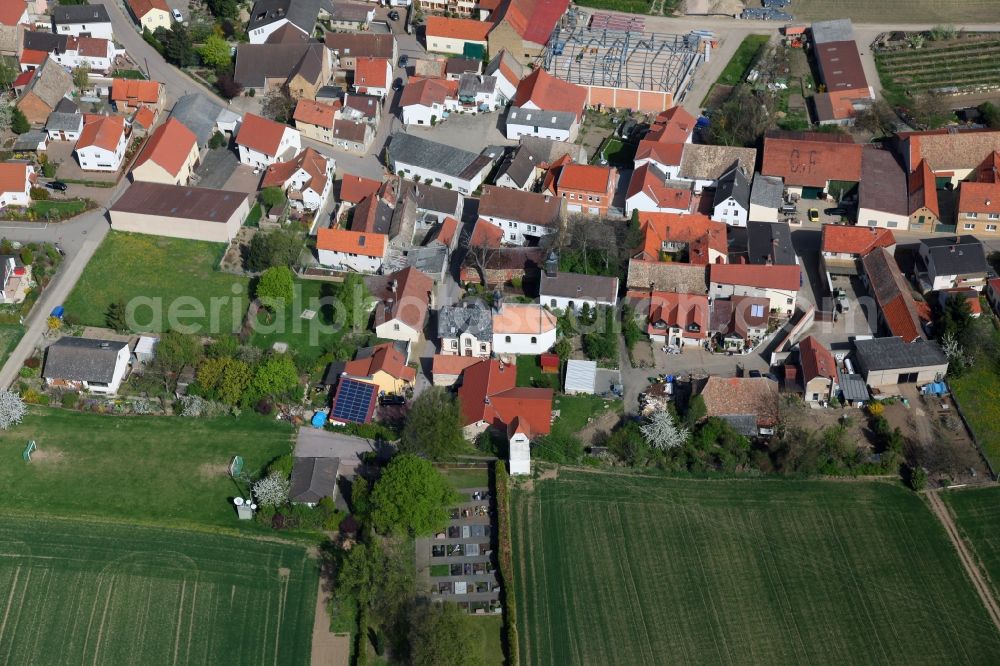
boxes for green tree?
[907,464,928,492]
[248,354,299,400]
[979,102,1000,129]
[105,299,128,333]
[0,59,17,89]
[197,356,252,405]
[246,228,303,271]
[162,24,197,67]
[408,600,486,666]
[400,387,466,460]
[10,107,29,135]
[209,131,227,149]
[259,186,286,210]
[255,266,294,311]
[371,454,457,536]
[198,35,232,70]
[151,330,204,391]
[553,338,572,362]
[339,272,372,337]
[72,65,90,90]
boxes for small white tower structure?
[508,418,531,476]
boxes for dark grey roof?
[860,147,907,216]
[713,165,750,209]
[247,0,323,35]
[837,370,870,402]
[343,94,380,120]
[854,337,947,372]
[53,98,79,115]
[446,58,480,76]
[437,301,492,340]
[747,221,796,266]
[811,18,854,44]
[719,414,759,437]
[13,131,47,150]
[169,93,239,147]
[413,183,460,216]
[497,146,537,188]
[289,456,340,504]
[398,244,448,277]
[458,74,496,98]
[540,271,618,303]
[388,133,492,180]
[921,236,988,277]
[53,5,111,24]
[507,106,576,131]
[329,2,372,22]
[111,182,249,222]
[43,337,128,384]
[235,43,325,88]
[23,31,67,53]
[750,173,783,208]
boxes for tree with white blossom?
[640,410,690,451]
[253,471,290,507]
[0,389,26,430]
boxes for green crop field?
[793,0,996,22]
[945,487,1000,600]
[0,515,316,665]
[513,472,1000,665]
[950,364,1000,471]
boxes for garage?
[802,186,824,199]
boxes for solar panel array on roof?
[331,378,377,424]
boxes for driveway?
[194,147,239,189]
[294,427,382,478]
[222,163,264,194]
[406,112,514,154]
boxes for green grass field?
[249,279,349,370]
[716,34,769,87]
[945,487,1000,600]
[0,407,294,531]
[513,472,1000,665]
[0,515,316,665]
[950,364,1000,470]
[0,323,23,367]
[63,232,249,335]
[793,0,996,22]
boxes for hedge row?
[494,462,519,666]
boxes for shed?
[837,370,870,406]
[564,359,597,395]
[13,131,48,152]
[289,456,341,506]
[134,335,157,363]
[539,353,560,374]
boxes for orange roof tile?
[710,263,801,291]
[799,335,835,382]
[432,354,482,377]
[626,164,693,211]
[907,159,939,218]
[0,163,30,194]
[293,99,340,130]
[821,224,895,256]
[470,218,504,247]
[456,359,552,435]
[71,37,110,58]
[261,147,330,195]
[340,174,382,204]
[434,216,459,247]
[111,79,162,104]
[512,68,587,120]
[495,0,569,46]
[354,57,389,90]
[647,291,708,339]
[127,0,170,18]
[634,212,727,264]
[19,49,47,67]
[635,140,684,167]
[76,115,125,152]
[425,16,491,42]
[0,1,26,26]
[133,118,197,177]
[556,164,614,194]
[236,112,290,157]
[958,181,1000,215]
[344,343,416,382]
[399,76,458,108]
[131,105,157,129]
[761,137,862,187]
[372,267,434,330]
[316,228,387,257]
[646,106,696,144]
[492,303,556,335]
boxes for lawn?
[0,323,23,367]
[63,232,249,335]
[950,364,1000,470]
[473,614,505,666]
[0,407,294,531]
[551,394,619,434]
[0,515,316,665]
[513,472,1000,665]
[716,34,770,87]
[440,465,490,490]
[945,487,1000,600]
[29,199,90,220]
[515,357,558,390]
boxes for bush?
[267,453,294,479]
[41,161,57,178]
[23,357,39,369]
[61,392,79,409]
[30,187,49,201]
[867,402,884,417]
[19,248,33,265]
[209,131,227,149]
[255,398,273,415]
[22,389,48,405]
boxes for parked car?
[388,10,400,20]
[779,203,797,215]
[171,8,183,21]
[807,208,820,222]
[45,181,67,192]
[392,77,404,90]
[380,394,405,406]
[398,54,408,67]
[748,370,762,378]
[825,207,848,217]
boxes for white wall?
[479,215,555,246]
[0,167,32,207]
[505,121,572,143]
[440,332,491,356]
[427,35,484,55]
[749,202,778,223]
[402,102,445,126]
[376,319,422,343]
[509,433,530,475]
[248,19,292,44]
[394,160,487,196]
[76,138,124,172]
[625,191,690,217]
[492,328,556,355]
[317,249,383,273]
[857,206,909,231]
[542,294,615,311]
[56,22,113,40]
[711,282,796,314]
[712,197,748,227]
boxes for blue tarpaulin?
[921,381,948,396]
[311,411,328,428]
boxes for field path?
[310,578,350,666]
[926,491,1000,634]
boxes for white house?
[437,301,493,357]
[919,236,989,292]
[484,49,523,105]
[74,115,126,172]
[51,36,115,73]
[236,112,301,169]
[456,74,500,112]
[246,0,318,44]
[261,148,334,212]
[0,163,34,207]
[711,166,751,227]
[492,302,557,355]
[45,98,83,141]
[372,267,434,343]
[316,228,386,273]
[710,263,800,315]
[399,77,456,127]
[508,425,531,475]
[352,57,392,99]
[505,106,578,143]
[625,163,694,217]
[477,186,562,246]
[52,4,114,40]
[42,337,130,395]
[387,133,493,196]
[749,173,783,223]
[539,256,619,312]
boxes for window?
[451,340,458,349]
[750,304,764,317]
[887,221,898,228]
[988,225,998,232]
[964,223,976,230]
[530,337,537,344]
[505,335,511,343]
[393,323,400,331]
[594,197,600,203]
[550,299,557,307]
[990,213,999,220]
[967,212,979,219]
[786,298,793,304]
[480,344,487,352]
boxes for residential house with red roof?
[544,163,616,216]
[261,147,334,212]
[761,134,862,199]
[894,128,1000,185]
[478,186,563,245]
[699,376,779,437]
[632,212,728,266]
[860,247,925,342]
[236,112,301,169]
[957,181,1000,237]
[820,223,895,275]
[339,174,382,205]
[810,20,873,126]
[907,159,940,231]
[352,57,392,98]
[371,267,434,343]
[710,263,800,314]
[0,2,29,28]
[798,336,837,404]
[0,162,35,208]
[709,295,770,352]
[425,16,491,55]
[130,118,199,186]
[431,354,482,387]
[343,342,416,395]
[492,298,556,355]
[484,49,524,104]
[51,36,115,73]
[126,0,171,33]
[646,291,708,346]
[317,228,386,273]
[74,115,126,172]
[400,77,459,126]
[505,68,586,142]
[487,0,570,65]
[625,163,694,216]
[293,98,340,144]
[110,79,164,113]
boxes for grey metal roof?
[437,301,492,340]
[458,74,496,98]
[837,370,870,403]
[388,133,492,180]
[413,183,460,216]
[235,43,325,89]
[247,0,324,35]
[921,236,988,277]
[719,414,758,437]
[396,245,448,278]
[564,359,596,394]
[747,221,796,266]
[811,18,854,44]
[853,337,947,372]
[289,456,340,504]
[46,110,81,132]
[750,173,783,208]
[23,31,67,52]
[497,146,537,188]
[13,131,47,151]
[713,165,750,209]
[329,2,372,21]
[53,4,111,24]
[43,337,128,384]
[169,93,239,146]
[540,271,618,303]
[507,106,576,131]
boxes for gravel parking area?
[194,148,239,189]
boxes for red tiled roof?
[0,163,30,195]
[977,151,1000,183]
[372,267,433,330]
[111,79,162,104]
[76,115,125,152]
[71,37,110,58]
[907,159,939,218]
[710,263,801,291]
[434,216,459,247]
[236,112,289,157]
[492,304,556,335]
[700,376,779,427]
[0,1,26,27]
[425,16,491,41]
[635,212,727,265]
[958,181,1000,215]
[761,137,862,187]
[316,228,387,257]
[939,288,982,317]
[512,68,586,121]
[399,76,458,108]
[457,359,553,435]
[556,164,614,194]
[344,343,416,383]
[339,174,382,204]
[12,70,34,89]
[821,224,895,256]
[470,218,504,247]
[799,335,835,383]
[626,164,692,211]
[133,118,197,177]
[635,140,684,167]
[432,354,481,377]
[646,106,696,144]
[354,57,389,89]
[132,105,156,129]
[861,247,924,342]
[495,0,570,46]
[19,49,47,67]
[262,147,330,196]
[128,0,170,17]
[647,291,708,339]
[293,99,340,130]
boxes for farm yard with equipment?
[0,516,317,665]
[512,471,1000,666]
